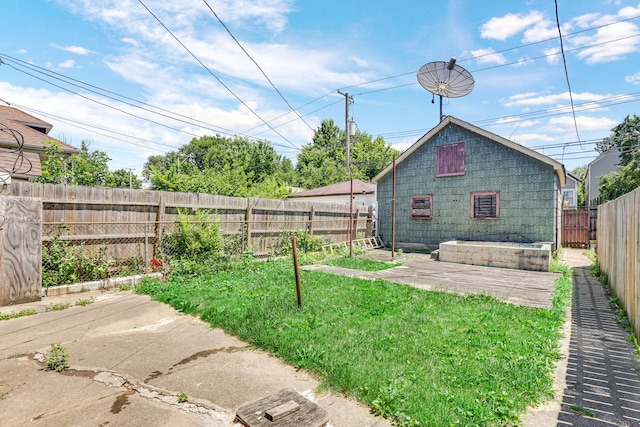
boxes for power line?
[375,90,640,142]
[0,53,240,138]
[201,0,315,133]
[554,0,581,150]
[0,53,302,152]
[339,13,640,94]
[2,61,207,140]
[137,0,300,151]
[350,31,640,99]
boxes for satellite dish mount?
[417,57,474,121]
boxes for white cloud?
[59,59,76,69]
[572,23,640,63]
[522,20,562,43]
[626,71,640,84]
[503,91,611,108]
[213,0,296,33]
[496,117,540,128]
[480,11,546,41]
[350,56,369,68]
[480,5,640,64]
[51,44,93,55]
[618,4,640,18]
[391,139,414,152]
[470,48,507,65]
[17,49,27,54]
[547,115,618,132]
[568,13,640,63]
[544,47,560,65]
[121,37,139,47]
[511,133,557,145]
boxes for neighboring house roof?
[0,106,77,153]
[587,146,620,170]
[0,106,78,179]
[288,179,375,198]
[585,146,621,204]
[566,171,582,184]
[372,116,566,186]
[0,148,42,178]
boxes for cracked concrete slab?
[0,291,390,427]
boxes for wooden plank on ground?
[235,388,328,427]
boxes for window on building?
[437,142,465,177]
[562,189,576,207]
[410,194,433,219]
[471,191,499,219]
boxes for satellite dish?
[417,57,474,121]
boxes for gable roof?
[373,116,566,186]
[587,145,620,169]
[565,171,582,184]
[288,179,375,198]
[0,106,78,153]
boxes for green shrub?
[269,231,325,256]
[161,210,226,262]
[42,224,117,287]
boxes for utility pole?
[338,90,355,255]
[337,90,354,174]
[126,168,134,189]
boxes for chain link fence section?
[41,215,375,287]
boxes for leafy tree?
[143,135,294,198]
[37,140,141,188]
[109,168,143,189]
[69,141,111,186]
[595,114,640,165]
[595,115,640,202]
[295,119,400,189]
[351,132,400,181]
[295,119,348,188]
[570,165,587,207]
[38,140,72,184]
[598,149,640,202]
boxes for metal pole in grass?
[391,156,396,260]
[291,236,302,308]
[349,176,353,257]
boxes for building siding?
[377,123,559,247]
[587,147,620,205]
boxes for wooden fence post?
[155,195,165,258]
[245,204,253,252]
[308,206,316,236]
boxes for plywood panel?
[0,196,42,305]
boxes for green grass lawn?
[322,256,402,271]
[137,259,571,427]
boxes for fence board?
[4,181,375,263]
[597,186,640,342]
[562,208,590,248]
[0,196,42,305]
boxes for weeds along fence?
[597,185,640,341]
[1,182,374,293]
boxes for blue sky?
[1,0,639,179]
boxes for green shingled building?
[373,116,566,250]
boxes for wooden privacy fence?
[597,186,640,341]
[0,182,374,302]
[562,208,590,248]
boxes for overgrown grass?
[137,260,571,427]
[322,256,402,271]
[0,309,37,321]
[45,302,71,312]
